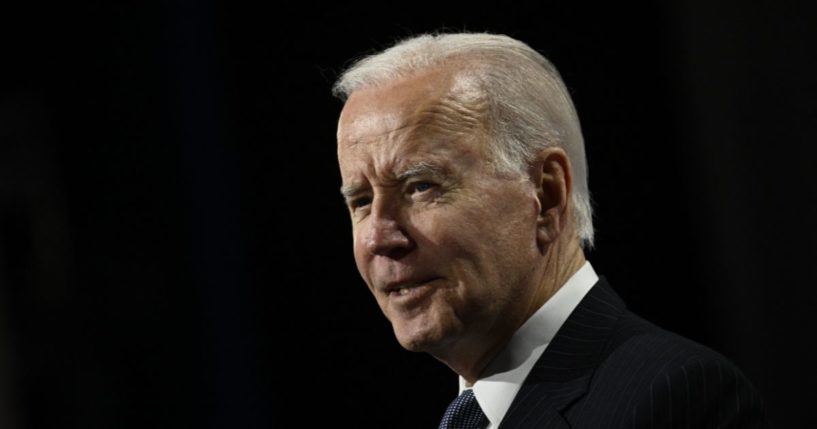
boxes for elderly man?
[333,33,765,428]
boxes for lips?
[383,277,441,296]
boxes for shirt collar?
[458,261,599,427]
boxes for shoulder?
[569,311,767,428]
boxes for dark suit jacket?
[499,278,767,428]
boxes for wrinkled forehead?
[337,65,489,149]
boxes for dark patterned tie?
[438,389,488,429]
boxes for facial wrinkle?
[413,95,488,139]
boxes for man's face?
[337,66,543,357]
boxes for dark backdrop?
[1,2,815,428]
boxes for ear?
[529,147,573,246]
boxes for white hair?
[333,33,594,248]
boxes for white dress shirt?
[457,261,599,428]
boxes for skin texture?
[337,62,586,383]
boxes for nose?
[363,202,414,259]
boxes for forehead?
[337,65,489,172]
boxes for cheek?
[418,211,498,281]
[351,228,370,280]
[412,211,470,254]
[453,197,538,270]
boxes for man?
[333,33,765,428]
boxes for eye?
[349,196,371,210]
[407,181,439,201]
[410,182,434,194]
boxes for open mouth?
[386,277,441,297]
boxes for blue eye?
[413,182,433,193]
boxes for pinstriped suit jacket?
[499,278,767,428]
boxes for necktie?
[438,389,488,429]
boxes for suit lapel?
[499,278,626,428]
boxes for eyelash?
[348,182,437,212]
[350,196,371,209]
[410,181,434,194]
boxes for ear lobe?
[531,148,572,246]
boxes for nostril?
[366,219,414,258]
[382,246,412,260]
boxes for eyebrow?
[339,161,448,200]
[339,183,364,200]
[395,161,448,182]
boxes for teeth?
[398,288,409,296]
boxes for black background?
[1,1,815,428]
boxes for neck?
[443,235,587,385]
[526,235,586,321]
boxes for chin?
[395,337,426,352]
[391,318,452,353]
[393,327,431,352]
